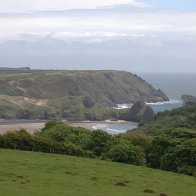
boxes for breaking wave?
[115,100,183,113]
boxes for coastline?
[0,99,183,134]
[0,119,135,134]
[0,119,128,125]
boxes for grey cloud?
[0,3,195,73]
[0,36,195,73]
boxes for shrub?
[107,143,145,165]
[148,128,196,175]
[87,130,115,156]
[1,129,33,150]
[83,96,95,108]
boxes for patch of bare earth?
[115,182,126,187]
[35,99,47,106]
[23,97,47,106]
[144,189,156,193]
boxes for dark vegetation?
[130,103,196,176]
[134,103,196,135]
[0,111,195,176]
[148,128,196,176]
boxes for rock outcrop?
[122,100,154,122]
[181,94,196,104]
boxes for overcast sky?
[0,0,196,73]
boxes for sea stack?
[124,100,154,122]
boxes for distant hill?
[0,67,31,71]
[0,70,168,106]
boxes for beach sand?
[0,123,45,134]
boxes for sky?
[0,0,196,73]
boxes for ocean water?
[117,100,183,113]
[91,122,138,135]
[139,73,196,99]
[78,121,138,135]
[147,100,184,113]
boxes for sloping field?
[0,149,195,196]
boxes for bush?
[1,129,33,150]
[148,128,196,176]
[118,133,152,153]
[107,143,145,165]
[32,135,56,153]
[87,130,115,156]
[63,143,93,157]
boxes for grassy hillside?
[0,70,168,106]
[133,103,196,136]
[0,95,125,120]
[0,149,195,196]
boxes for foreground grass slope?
[0,149,195,196]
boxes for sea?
[74,121,139,135]
[139,72,196,99]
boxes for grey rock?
[123,100,154,122]
[181,94,196,104]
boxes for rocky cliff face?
[0,70,169,106]
[181,94,196,104]
[122,100,154,122]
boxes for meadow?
[0,149,195,196]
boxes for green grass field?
[0,149,195,196]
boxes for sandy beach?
[0,122,45,134]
